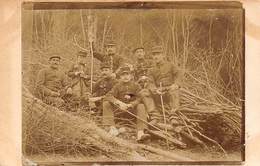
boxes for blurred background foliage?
[22,8,243,106]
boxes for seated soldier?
[67,51,91,107]
[35,54,72,108]
[140,45,182,124]
[89,62,118,110]
[103,65,150,142]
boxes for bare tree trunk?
[80,10,87,48]
[208,14,213,52]
[139,11,143,46]
[102,15,110,52]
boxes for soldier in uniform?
[67,51,91,107]
[89,62,118,111]
[35,55,72,108]
[102,65,150,141]
[93,40,124,73]
[140,45,182,124]
[132,46,152,88]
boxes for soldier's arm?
[113,55,125,72]
[92,79,101,94]
[67,65,77,78]
[171,64,182,85]
[93,47,105,62]
[105,83,121,104]
[106,82,119,98]
[35,69,57,96]
[146,69,158,93]
[61,72,71,89]
[129,83,142,107]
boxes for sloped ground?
[22,87,242,164]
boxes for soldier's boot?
[140,89,160,125]
[136,130,150,142]
[168,88,180,112]
[136,104,150,142]
[102,101,116,127]
[108,126,119,137]
[168,89,180,124]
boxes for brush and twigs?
[23,87,193,161]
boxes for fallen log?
[148,130,187,149]
[155,123,206,148]
[23,87,193,161]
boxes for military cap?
[151,46,164,53]
[49,55,61,60]
[105,39,116,46]
[133,46,144,53]
[119,65,132,75]
[100,62,111,69]
[77,51,88,57]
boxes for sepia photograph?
[22,2,244,165]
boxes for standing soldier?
[103,65,150,142]
[140,45,182,124]
[89,62,118,111]
[132,46,152,88]
[35,54,72,108]
[67,51,91,107]
[93,40,124,73]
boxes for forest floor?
[24,118,243,164]
[27,150,241,163]
[23,88,243,164]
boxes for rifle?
[151,84,180,95]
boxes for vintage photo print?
[22,2,244,165]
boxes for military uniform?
[93,52,124,72]
[132,47,152,88]
[102,66,148,131]
[93,41,124,72]
[134,58,151,80]
[93,77,117,97]
[90,63,118,110]
[35,62,69,107]
[140,46,182,122]
[149,61,181,87]
[68,51,90,107]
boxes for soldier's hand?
[169,84,179,91]
[74,72,78,76]
[156,88,163,95]
[75,71,84,76]
[126,103,134,109]
[51,91,60,97]
[66,87,73,95]
[75,71,80,76]
[80,74,89,79]
[79,73,85,77]
[119,103,129,110]
[110,73,116,79]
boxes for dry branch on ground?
[23,87,193,161]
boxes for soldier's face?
[153,52,164,63]
[135,49,145,59]
[106,45,116,55]
[120,73,132,82]
[49,57,60,69]
[78,55,87,64]
[101,68,112,78]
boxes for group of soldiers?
[35,40,182,142]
